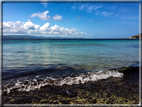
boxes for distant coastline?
[2,35,141,40]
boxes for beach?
[2,2,140,105]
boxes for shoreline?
[2,66,139,104]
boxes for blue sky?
[3,2,139,38]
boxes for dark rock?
[61,89,77,98]
[59,99,69,104]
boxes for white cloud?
[95,11,100,15]
[40,23,50,31]
[21,21,38,30]
[3,21,24,34]
[115,13,120,17]
[73,4,102,13]
[101,11,113,16]
[52,15,62,21]
[95,11,113,17]
[30,10,50,20]
[3,21,87,38]
[51,25,60,31]
[3,21,24,29]
[3,22,11,28]
[3,21,26,35]
[88,5,102,13]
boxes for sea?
[2,39,139,94]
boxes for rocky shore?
[2,67,139,104]
[129,34,141,39]
[122,33,141,39]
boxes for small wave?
[2,69,123,94]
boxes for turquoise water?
[3,39,139,69]
[2,39,139,93]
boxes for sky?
[2,1,139,38]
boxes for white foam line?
[2,69,124,94]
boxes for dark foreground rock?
[2,67,140,104]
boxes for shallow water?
[2,39,139,93]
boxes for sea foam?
[2,69,123,94]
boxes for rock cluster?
[122,33,141,39]
[129,33,141,39]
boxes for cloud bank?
[2,21,87,38]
